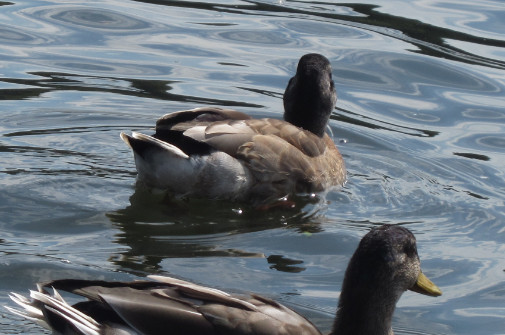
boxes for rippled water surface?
[1,0,505,334]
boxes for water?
[1,0,505,334]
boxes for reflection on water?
[46,7,152,30]
[106,186,326,272]
[1,0,505,334]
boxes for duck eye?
[403,243,416,257]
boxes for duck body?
[8,275,321,335]
[121,107,345,204]
[120,54,346,204]
[7,225,442,335]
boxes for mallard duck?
[6,225,441,335]
[120,54,346,205]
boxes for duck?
[6,224,442,335]
[120,54,346,205]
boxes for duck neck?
[283,79,334,138]
[330,258,400,335]
[283,92,332,138]
[330,288,396,335]
[283,107,328,138]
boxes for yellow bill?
[409,271,442,297]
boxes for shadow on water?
[105,185,328,273]
[333,106,440,138]
[0,72,262,108]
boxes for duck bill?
[409,271,442,297]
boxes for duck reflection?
[106,185,324,273]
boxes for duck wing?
[153,107,253,156]
[33,276,321,335]
[156,107,252,133]
[177,117,345,193]
[151,275,321,335]
[155,109,327,157]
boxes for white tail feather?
[30,290,100,331]
[7,289,101,335]
[4,305,50,329]
[8,293,44,318]
[133,132,189,158]
[51,286,67,304]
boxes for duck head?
[283,53,337,137]
[332,224,441,335]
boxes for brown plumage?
[120,54,346,205]
[6,225,442,335]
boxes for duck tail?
[6,287,101,335]
[120,132,189,159]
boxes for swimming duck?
[120,54,346,205]
[7,225,441,335]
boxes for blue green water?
[1,0,505,334]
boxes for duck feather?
[6,225,442,335]
[120,54,347,204]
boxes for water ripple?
[279,19,370,38]
[218,29,292,45]
[0,24,46,44]
[27,6,153,31]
